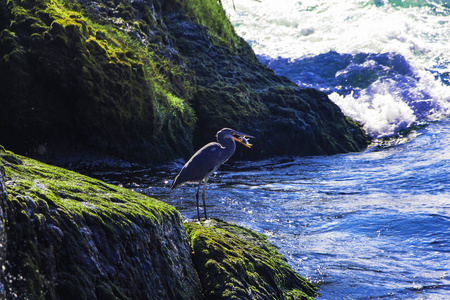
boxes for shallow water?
[90,118,450,299]
[86,1,450,297]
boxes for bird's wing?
[171,143,223,189]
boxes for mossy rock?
[0,146,202,299]
[0,0,369,165]
[165,10,370,160]
[185,219,317,300]
[0,0,196,164]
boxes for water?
[90,119,450,299]
[87,1,450,299]
[222,0,450,138]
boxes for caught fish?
[239,136,253,148]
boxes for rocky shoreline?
[1,146,317,299]
[1,1,370,298]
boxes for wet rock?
[0,147,202,299]
[185,219,318,300]
[1,145,319,299]
[0,0,369,165]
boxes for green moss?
[2,147,179,227]
[1,0,196,162]
[6,161,174,223]
[1,0,369,164]
[174,0,240,49]
[185,219,317,300]
[43,0,195,128]
[1,147,183,298]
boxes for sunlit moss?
[174,0,240,48]
[1,0,369,164]
[185,219,318,299]
[1,0,197,161]
[1,147,177,225]
[1,146,193,298]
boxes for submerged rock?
[0,146,202,299]
[0,0,369,164]
[185,219,317,300]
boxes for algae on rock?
[0,146,202,299]
[0,0,196,163]
[0,0,369,164]
[185,219,318,300]
[1,146,318,300]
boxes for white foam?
[224,0,450,66]
[223,0,450,138]
[330,87,417,138]
[330,66,450,138]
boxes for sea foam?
[223,0,450,138]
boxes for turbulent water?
[90,1,450,299]
[92,119,450,299]
[223,0,450,139]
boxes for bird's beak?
[232,132,255,148]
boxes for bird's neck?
[218,136,236,161]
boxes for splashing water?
[87,118,450,300]
[78,2,450,299]
[223,0,450,138]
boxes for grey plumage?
[171,128,254,220]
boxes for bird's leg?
[202,178,208,220]
[196,182,202,221]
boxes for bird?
[171,128,254,221]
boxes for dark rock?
[165,14,369,159]
[185,219,318,300]
[0,147,202,299]
[0,0,369,165]
[1,146,319,299]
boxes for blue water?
[90,119,449,299]
[92,118,450,299]
[223,0,450,139]
[91,1,450,299]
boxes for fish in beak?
[231,131,255,148]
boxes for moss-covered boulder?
[0,0,369,164]
[0,0,196,163]
[185,219,317,300]
[165,5,369,158]
[0,146,318,299]
[0,146,202,299]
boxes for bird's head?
[217,128,255,148]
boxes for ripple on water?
[86,120,450,299]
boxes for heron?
[171,128,254,221]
